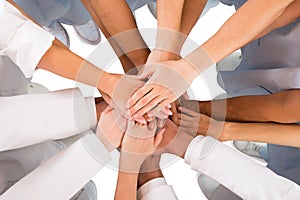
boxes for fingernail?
[133,113,140,119]
[168,111,173,116]
[141,118,147,124]
[167,104,171,108]
[178,107,182,110]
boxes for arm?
[199,0,295,63]
[115,120,164,200]
[0,89,96,151]
[184,136,300,200]
[223,122,300,148]
[137,155,178,200]
[81,0,150,68]
[127,0,296,117]
[254,0,300,40]
[176,103,300,147]
[198,90,300,123]
[148,0,186,62]
[3,0,137,107]
[1,132,111,199]
[146,0,205,63]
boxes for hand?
[127,60,197,120]
[156,119,194,158]
[177,107,226,141]
[101,74,146,123]
[96,107,127,152]
[120,120,164,172]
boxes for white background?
[32,3,236,200]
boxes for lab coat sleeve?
[137,178,178,200]
[184,136,300,200]
[0,88,97,151]
[0,0,54,78]
[0,132,111,200]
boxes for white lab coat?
[138,136,300,200]
[0,1,111,199]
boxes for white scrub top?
[0,0,54,96]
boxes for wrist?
[177,58,199,84]
[138,170,163,188]
[155,29,186,55]
[98,73,118,95]
[96,129,115,152]
[119,152,146,173]
[199,101,212,116]
[222,122,240,142]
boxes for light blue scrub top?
[13,0,91,26]
[217,0,300,185]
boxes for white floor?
[32,4,238,200]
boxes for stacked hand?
[96,106,127,152]
[175,106,226,141]
[127,59,198,121]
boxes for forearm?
[180,0,206,36]
[115,171,138,200]
[83,0,150,67]
[201,0,294,63]
[156,0,185,54]
[253,0,300,40]
[37,44,115,94]
[224,122,300,148]
[199,90,300,123]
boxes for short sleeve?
[0,0,55,78]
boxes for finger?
[178,113,192,122]
[182,92,190,100]
[126,85,154,109]
[157,119,166,128]
[153,110,168,120]
[131,96,167,120]
[137,71,150,81]
[171,102,178,122]
[162,106,173,116]
[135,116,147,124]
[154,128,165,148]
[178,119,190,128]
[156,99,174,114]
[145,113,155,122]
[103,106,113,114]
[178,107,198,117]
[129,88,162,118]
[147,108,168,120]
[148,120,156,130]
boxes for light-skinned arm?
[128,0,296,119]
[115,120,164,200]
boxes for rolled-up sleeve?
[0,88,96,151]
[0,0,54,78]
[137,178,178,200]
[0,132,111,200]
[184,136,300,200]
